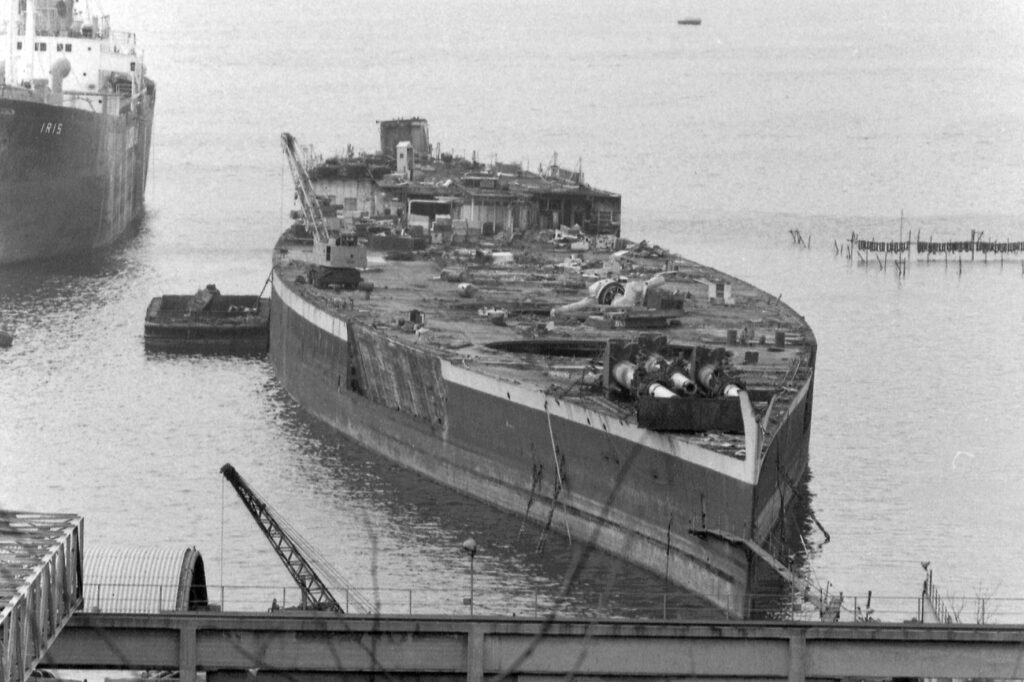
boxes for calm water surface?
[1,0,1022,619]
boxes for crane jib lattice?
[220,463,343,612]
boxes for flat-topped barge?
[145,285,269,354]
[269,120,815,616]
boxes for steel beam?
[0,512,84,682]
[41,613,1024,680]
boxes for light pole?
[461,537,477,615]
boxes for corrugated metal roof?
[84,545,207,613]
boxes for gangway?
[219,463,375,614]
[0,510,83,682]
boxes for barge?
[269,120,816,616]
[145,285,269,354]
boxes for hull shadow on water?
[0,214,151,309]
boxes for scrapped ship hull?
[270,272,813,617]
[0,95,154,264]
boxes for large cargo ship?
[269,120,816,617]
[0,0,154,265]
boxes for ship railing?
[9,14,118,39]
[0,84,128,112]
[80,582,1024,623]
[2,11,81,36]
[0,84,106,110]
[17,7,60,35]
[0,83,34,100]
[101,29,137,54]
[56,90,128,114]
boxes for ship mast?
[4,0,13,85]
[21,0,36,85]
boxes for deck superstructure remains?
[0,510,83,682]
[269,120,816,616]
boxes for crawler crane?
[220,463,375,613]
[281,133,367,289]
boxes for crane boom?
[281,132,329,244]
[220,463,342,612]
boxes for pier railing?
[41,612,1024,682]
[80,582,1024,623]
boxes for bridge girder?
[41,612,1024,682]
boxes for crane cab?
[307,232,368,290]
[314,232,367,270]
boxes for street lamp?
[461,537,477,615]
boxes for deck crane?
[220,463,376,613]
[281,132,368,289]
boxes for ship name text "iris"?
[39,122,63,135]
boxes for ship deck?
[274,235,815,457]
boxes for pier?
[4,511,1023,680]
[40,612,1024,681]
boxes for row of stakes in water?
[787,229,1024,277]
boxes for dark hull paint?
[269,277,814,617]
[144,296,269,355]
[144,324,269,355]
[0,92,155,264]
